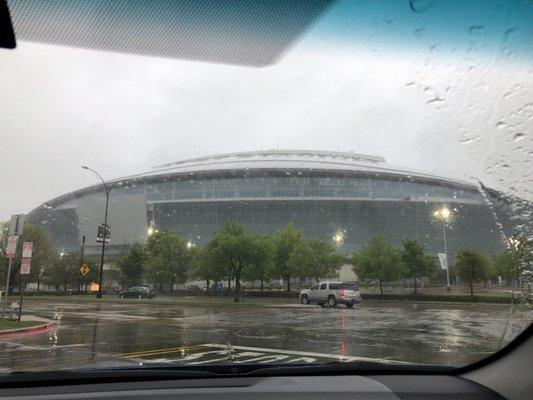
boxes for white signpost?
[20,259,31,275]
[2,215,25,321]
[2,235,19,320]
[21,241,33,259]
[18,242,33,321]
[6,236,18,259]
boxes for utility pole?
[82,166,113,299]
[79,235,85,293]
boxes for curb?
[0,321,56,337]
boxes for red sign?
[20,257,31,274]
[6,236,18,259]
[22,242,33,258]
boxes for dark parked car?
[118,286,156,299]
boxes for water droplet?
[426,97,445,104]
[409,0,435,13]
[504,27,518,41]
[513,133,525,142]
[468,25,484,35]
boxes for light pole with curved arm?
[82,166,113,299]
[433,205,452,293]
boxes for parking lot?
[0,299,529,372]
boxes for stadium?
[27,150,511,268]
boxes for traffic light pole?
[97,194,109,299]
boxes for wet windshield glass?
[0,0,531,373]
[329,284,358,291]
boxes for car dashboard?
[0,375,503,400]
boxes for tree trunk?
[309,276,312,284]
[286,275,291,292]
[260,278,264,292]
[414,277,418,295]
[159,282,162,291]
[228,277,232,294]
[36,278,41,294]
[470,280,474,296]
[234,271,241,302]
[379,279,383,295]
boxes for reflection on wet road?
[0,300,528,371]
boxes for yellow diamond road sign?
[80,264,90,276]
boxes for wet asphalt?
[0,299,528,372]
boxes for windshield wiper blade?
[0,359,452,387]
[0,367,220,387]
[242,359,452,376]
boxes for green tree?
[352,235,404,295]
[495,250,520,286]
[144,231,192,291]
[273,222,303,291]
[190,246,227,292]
[45,252,80,292]
[11,224,55,290]
[0,221,10,285]
[207,221,272,302]
[289,238,343,283]
[241,235,276,291]
[401,238,437,295]
[143,254,167,291]
[514,233,533,291]
[453,248,492,296]
[116,242,147,288]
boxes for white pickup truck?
[299,282,361,308]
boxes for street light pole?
[442,218,450,292]
[433,205,452,293]
[82,166,110,299]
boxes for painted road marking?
[202,344,361,361]
[74,312,156,321]
[120,344,205,358]
[116,343,384,365]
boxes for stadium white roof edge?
[32,150,476,212]
[127,149,472,186]
[152,150,387,169]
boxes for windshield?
[0,0,531,375]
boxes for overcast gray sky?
[0,4,531,221]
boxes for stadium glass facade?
[26,151,511,262]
